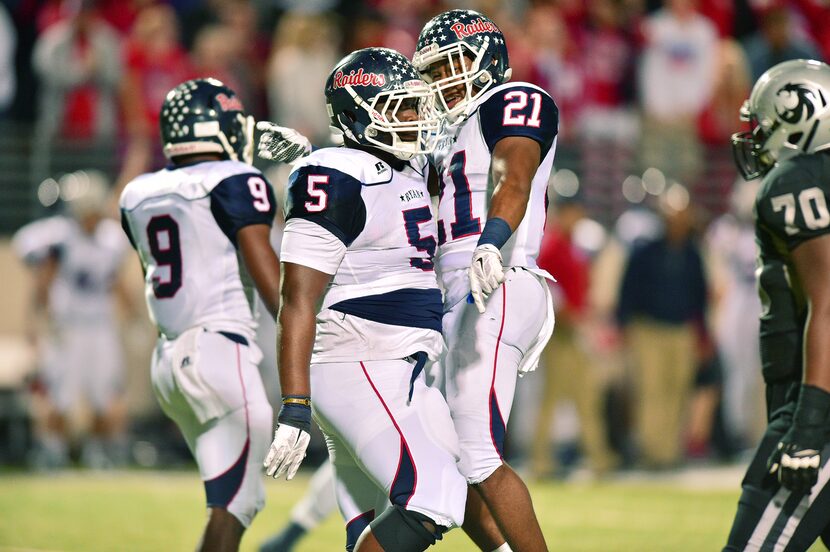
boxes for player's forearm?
[803,305,830,393]
[277,301,314,397]
[487,175,532,231]
[487,137,539,231]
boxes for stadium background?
[0,0,828,550]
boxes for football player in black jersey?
[724,59,830,551]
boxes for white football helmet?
[732,59,830,179]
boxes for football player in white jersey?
[411,10,558,551]
[13,171,131,469]
[120,79,281,552]
[262,48,468,552]
[256,12,557,549]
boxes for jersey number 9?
[146,215,182,298]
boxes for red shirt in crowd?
[537,227,589,317]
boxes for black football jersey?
[754,152,830,382]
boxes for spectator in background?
[532,195,618,479]
[190,25,245,99]
[118,3,191,187]
[637,0,717,187]
[705,178,764,450]
[525,6,583,142]
[31,0,121,142]
[698,38,751,145]
[743,5,822,82]
[13,171,134,469]
[576,0,640,211]
[616,191,708,469]
[577,0,637,139]
[0,3,16,116]
[266,12,339,145]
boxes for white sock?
[491,544,512,552]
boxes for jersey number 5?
[305,175,329,212]
[403,207,436,271]
[146,215,182,298]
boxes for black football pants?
[723,409,830,551]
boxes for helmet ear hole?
[787,132,803,145]
[473,71,491,89]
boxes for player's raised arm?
[256,121,312,164]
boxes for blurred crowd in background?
[0,0,826,477]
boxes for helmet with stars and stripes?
[160,78,254,164]
[325,47,441,160]
[413,9,512,122]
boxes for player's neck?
[344,140,408,171]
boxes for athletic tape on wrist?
[477,217,512,249]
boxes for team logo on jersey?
[775,83,816,124]
[215,93,244,112]
[400,189,425,202]
[333,68,386,89]
[450,19,499,40]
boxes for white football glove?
[263,424,310,480]
[256,121,312,163]
[469,244,505,314]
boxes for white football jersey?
[120,160,277,341]
[280,147,444,363]
[13,215,129,325]
[431,82,558,303]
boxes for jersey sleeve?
[280,218,346,275]
[209,172,277,247]
[756,162,830,250]
[284,165,366,246]
[478,86,559,157]
[120,209,137,250]
[12,217,65,264]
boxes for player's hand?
[256,121,311,163]
[264,424,310,480]
[767,384,830,493]
[264,399,311,480]
[469,244,505,314]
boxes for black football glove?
[767,384,830,494]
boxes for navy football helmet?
[413,9,512,122]
[160,78,254,164]
[325,47,440,160]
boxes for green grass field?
[0,468,824,551]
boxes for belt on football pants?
[405,351,428,404]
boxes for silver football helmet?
[732,59,830,179]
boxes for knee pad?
[370,505,447,552]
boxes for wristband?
[477,217,512,249]
[794,384,830,428]
[282,395,311,407]
[278,401,311,435]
